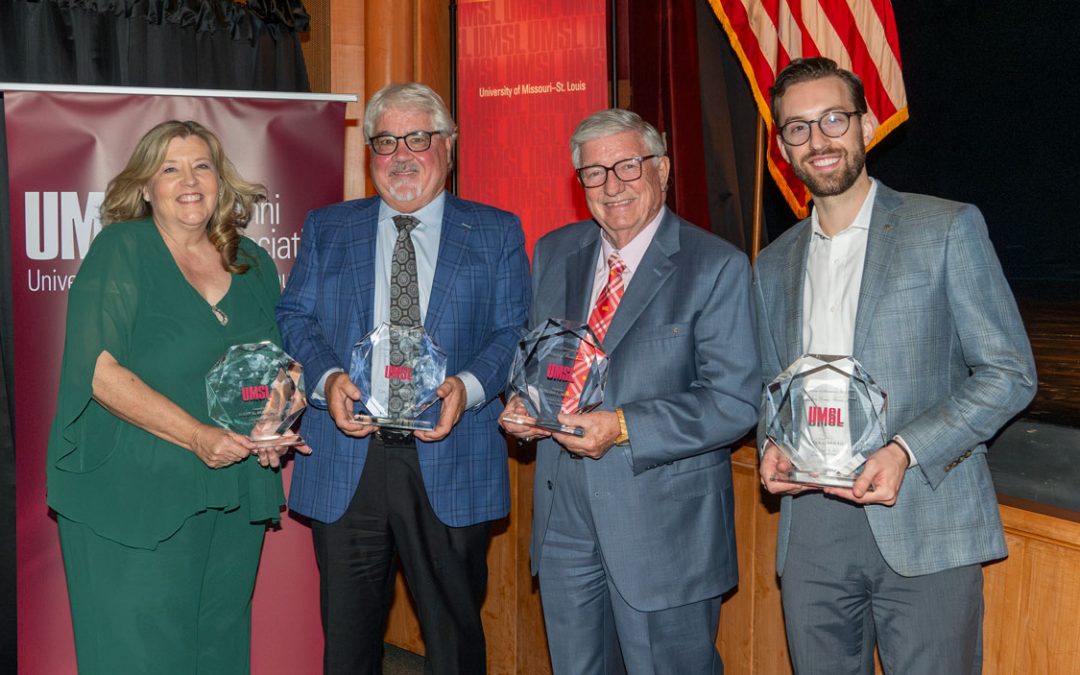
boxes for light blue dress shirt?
[315,191,485,408]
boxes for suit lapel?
[853,185,901,356]
[781,222,812,364]
[348,200,379,332]
[602,211,678,354]
[425,193,471,336]
[565,228,602,324]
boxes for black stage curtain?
[0,1,311,668]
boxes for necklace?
[211,304,229,326]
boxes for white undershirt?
[802,181,876,356]
[801,180,916,465]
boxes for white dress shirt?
[801,180,916,465]
[315,192,484,407]
[590,206,666,309]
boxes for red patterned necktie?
[561,253,627,414]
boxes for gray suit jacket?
[529,209,760,612]
[753,182,1036,577]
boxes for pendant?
[211,304,229,326]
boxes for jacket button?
[547,480,553,490]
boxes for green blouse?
[46,219,286,549]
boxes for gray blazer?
[529,209,760,612]
[753,182,1036,577]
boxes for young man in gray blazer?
[501,109,760,674]
[755,57,1036,674]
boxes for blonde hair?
[100,120,266,273]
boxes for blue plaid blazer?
[753,182,1036,577]
[277,193,530,526]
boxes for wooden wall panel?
[328,0,366,200]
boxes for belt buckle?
[375,428,413,444]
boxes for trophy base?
[250,435,305,448]
[777,469,857,489]
[502,413,585,438]
[354,414,435,431]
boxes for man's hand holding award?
[503,318,610,438]
[764,354,887,488]
[349,322,448,431]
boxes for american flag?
[708,0,908,217]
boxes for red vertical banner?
[5,89,346,675]
[456,0,610,252]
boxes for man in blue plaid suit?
[754,58,1036,674]
[277,82,530,675]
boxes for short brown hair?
[769,57,868,125]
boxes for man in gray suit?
[500,109,759,674]
[755,57,1037,674]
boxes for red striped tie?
[561,253,627,414]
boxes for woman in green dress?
[47,120,303,674]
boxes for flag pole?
[751,114,766,263]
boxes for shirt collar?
[378,191,446,231]
[598,205,667,274]
[810,179,878,239]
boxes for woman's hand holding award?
[205,341,307,447]
[764,354,887,488]
[503,318,609,437]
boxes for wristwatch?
[614,408,630,445]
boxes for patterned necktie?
[389,215,420,417]
[561,253,627,414]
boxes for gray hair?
[569,109,666,168]
[363,82,458,140]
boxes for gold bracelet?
[614,408,630,445]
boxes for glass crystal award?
[349,323,447,430]
[504,318,609,437]
[764,354,887,487]
[206,341,307,447]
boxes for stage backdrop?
[456,0,610,249]
[4,86,352,675]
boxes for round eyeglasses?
[368,130,442,155]
[778,111,862,146]
[576,155,658,188]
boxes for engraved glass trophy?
[349,323,447,430]
[206,341,307,447]
[764,354,887,487]
[504,318,609,437]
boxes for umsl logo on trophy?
[241,384,270,401]
[807,406,844,427]
[546,363,573,382]
[385,365,413,381]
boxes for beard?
[383,159,421,203]
[791,143,867,198]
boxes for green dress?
[47,218,285,549]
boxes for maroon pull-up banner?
[5,87,348,675]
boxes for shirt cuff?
[312,367,344,401]
[456,371,486,409]
[892,434,918,467]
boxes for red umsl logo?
[241,385,270,401]
[546,363,573,382]
[806,406,844,427]
[385,365,413,381]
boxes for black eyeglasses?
[368,130,442,155]
[778,111,862,146]
[576,155,658,188]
